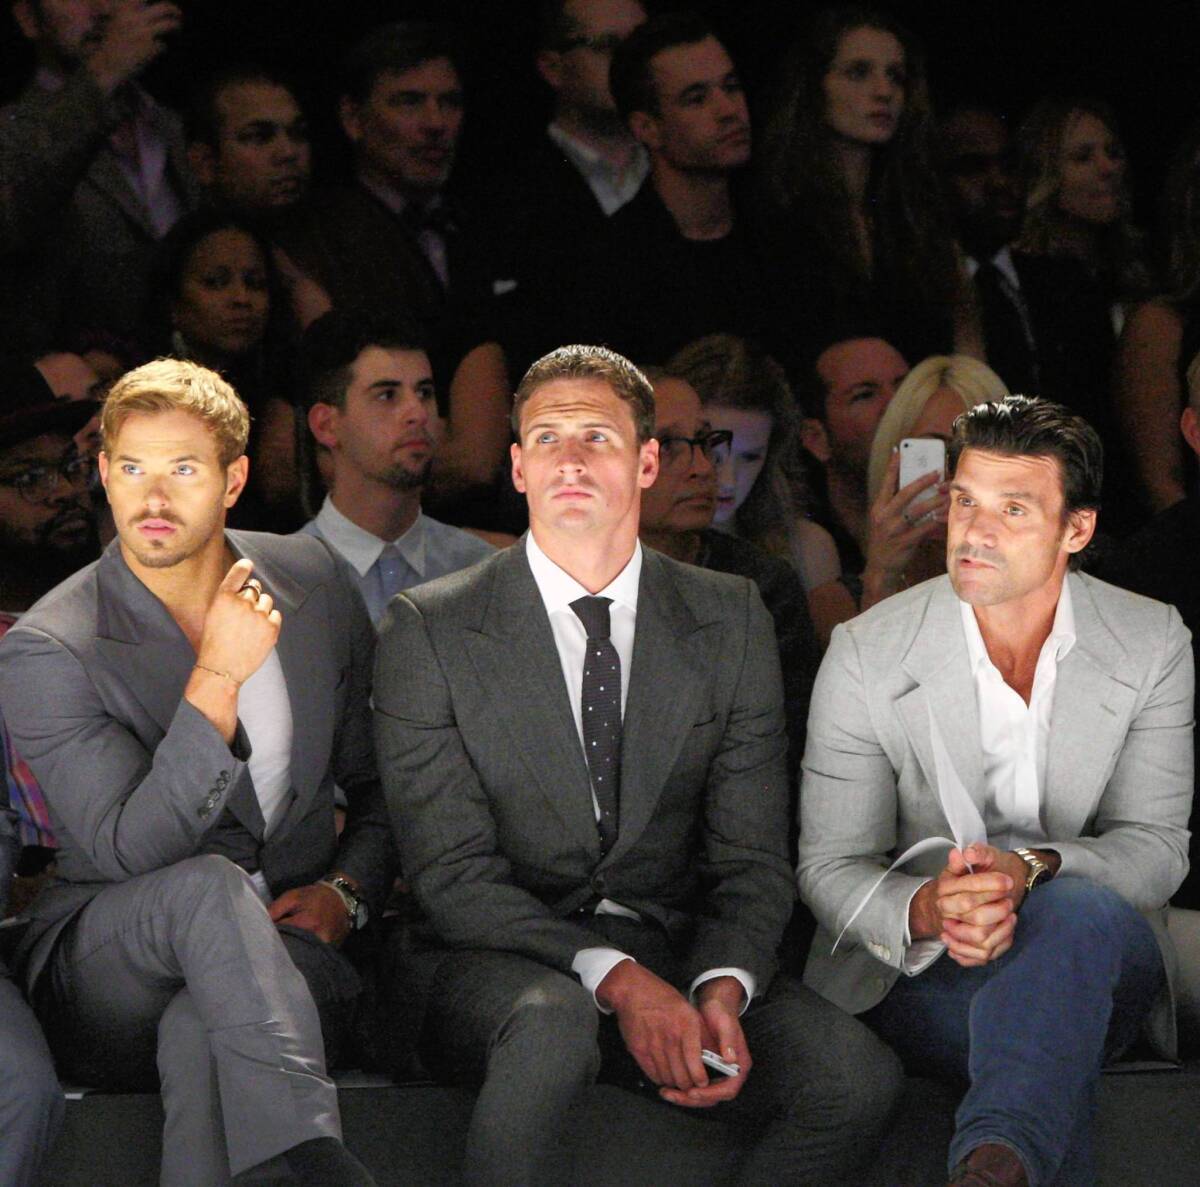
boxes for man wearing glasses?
[637,370,818,777]
[0,363,99,613]
[374,345,900,1187]
[0,361,97,1187]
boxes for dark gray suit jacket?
[374,541,794,992]
[0,73,196,354]
[0,531,393,990]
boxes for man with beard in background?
[298,312,494,625]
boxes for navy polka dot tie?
[571,595,621,855]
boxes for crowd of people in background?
[4,2,1200,1185]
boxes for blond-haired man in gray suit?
[799,395,1193,1187]
[0,360,384,1185]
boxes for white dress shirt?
[902,581,1076,972]
[524,533,754,1011]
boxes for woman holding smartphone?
[859,355,1010,611]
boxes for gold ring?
[239,578,263,598]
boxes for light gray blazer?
[0,531,393,991]
[373,541,796,992]
[797,573,1193,1054]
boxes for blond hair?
[101,358,250,467]
[866,355,1009,504]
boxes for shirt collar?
[546,122,648,180]
[524,531,641,618]
[965,244,1020,291]
[315,495,427,578]
[357,172,443,221]
[959,577,1077,675]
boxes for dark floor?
[39,1061,1200,1186]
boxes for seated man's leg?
[38,855,345,1182]
[0,974,63,1187]
[722,975,904,1185]
[417,949,602,1187]
[864,876,1163,1186]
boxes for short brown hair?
[512,345,656,442]
[101,358,250,467]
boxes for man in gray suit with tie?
[374,344,902,1187]
[0,359,385,1185]
[798,396,1193,1187]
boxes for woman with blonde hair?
[854,355,1009,617]
[1016,97,1153,330]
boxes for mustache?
[132,512,183,526]
[952,543,1005,569]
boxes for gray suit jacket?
[374,541,795,992]
[0,531,393,990]
[797,573,1193,1052]
[0,73,196,354]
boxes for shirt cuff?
[688,968,755,1015]
[572,947,635,1013]
[901,878,945,975]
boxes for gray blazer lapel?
[607,552,712,865]
[896,581,987,832]
[94,543,196,738]
[464,549,599,854]
[1043,574,1139,839]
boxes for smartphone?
[700,1049,741,1078]
[898,437,946,519]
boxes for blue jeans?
[861,876,1164,1186]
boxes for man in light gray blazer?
[798,396,1193,1187]
[374,345,901,1187]
[0,360,384,1186]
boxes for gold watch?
[1014,847,1053,894]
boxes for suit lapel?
[1042,575,1139,839]
[463,548,599,854]
[94,542,198,738]
[606,552,712,865]
[897,580,987,831]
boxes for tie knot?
[571,596,613,640]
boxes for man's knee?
[172,853,255,901]
[1021,877,1149,951]
[494,975,599,1055]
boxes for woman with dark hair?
[755,5,975,368]
[1113,121,1200,513]
[149,208,304,529]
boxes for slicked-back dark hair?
[512,344,656,442]
[300,309,431,412]
[609,10,718,124]
[339,20,466,104]
[948,395,1102,567]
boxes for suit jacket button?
[592,875,607,894]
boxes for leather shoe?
[948,1142,1029,1186]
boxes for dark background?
[2,1,1197,235]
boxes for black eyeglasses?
[0,453,94,503]
[655,429,732,470]
[559,32,625,56]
